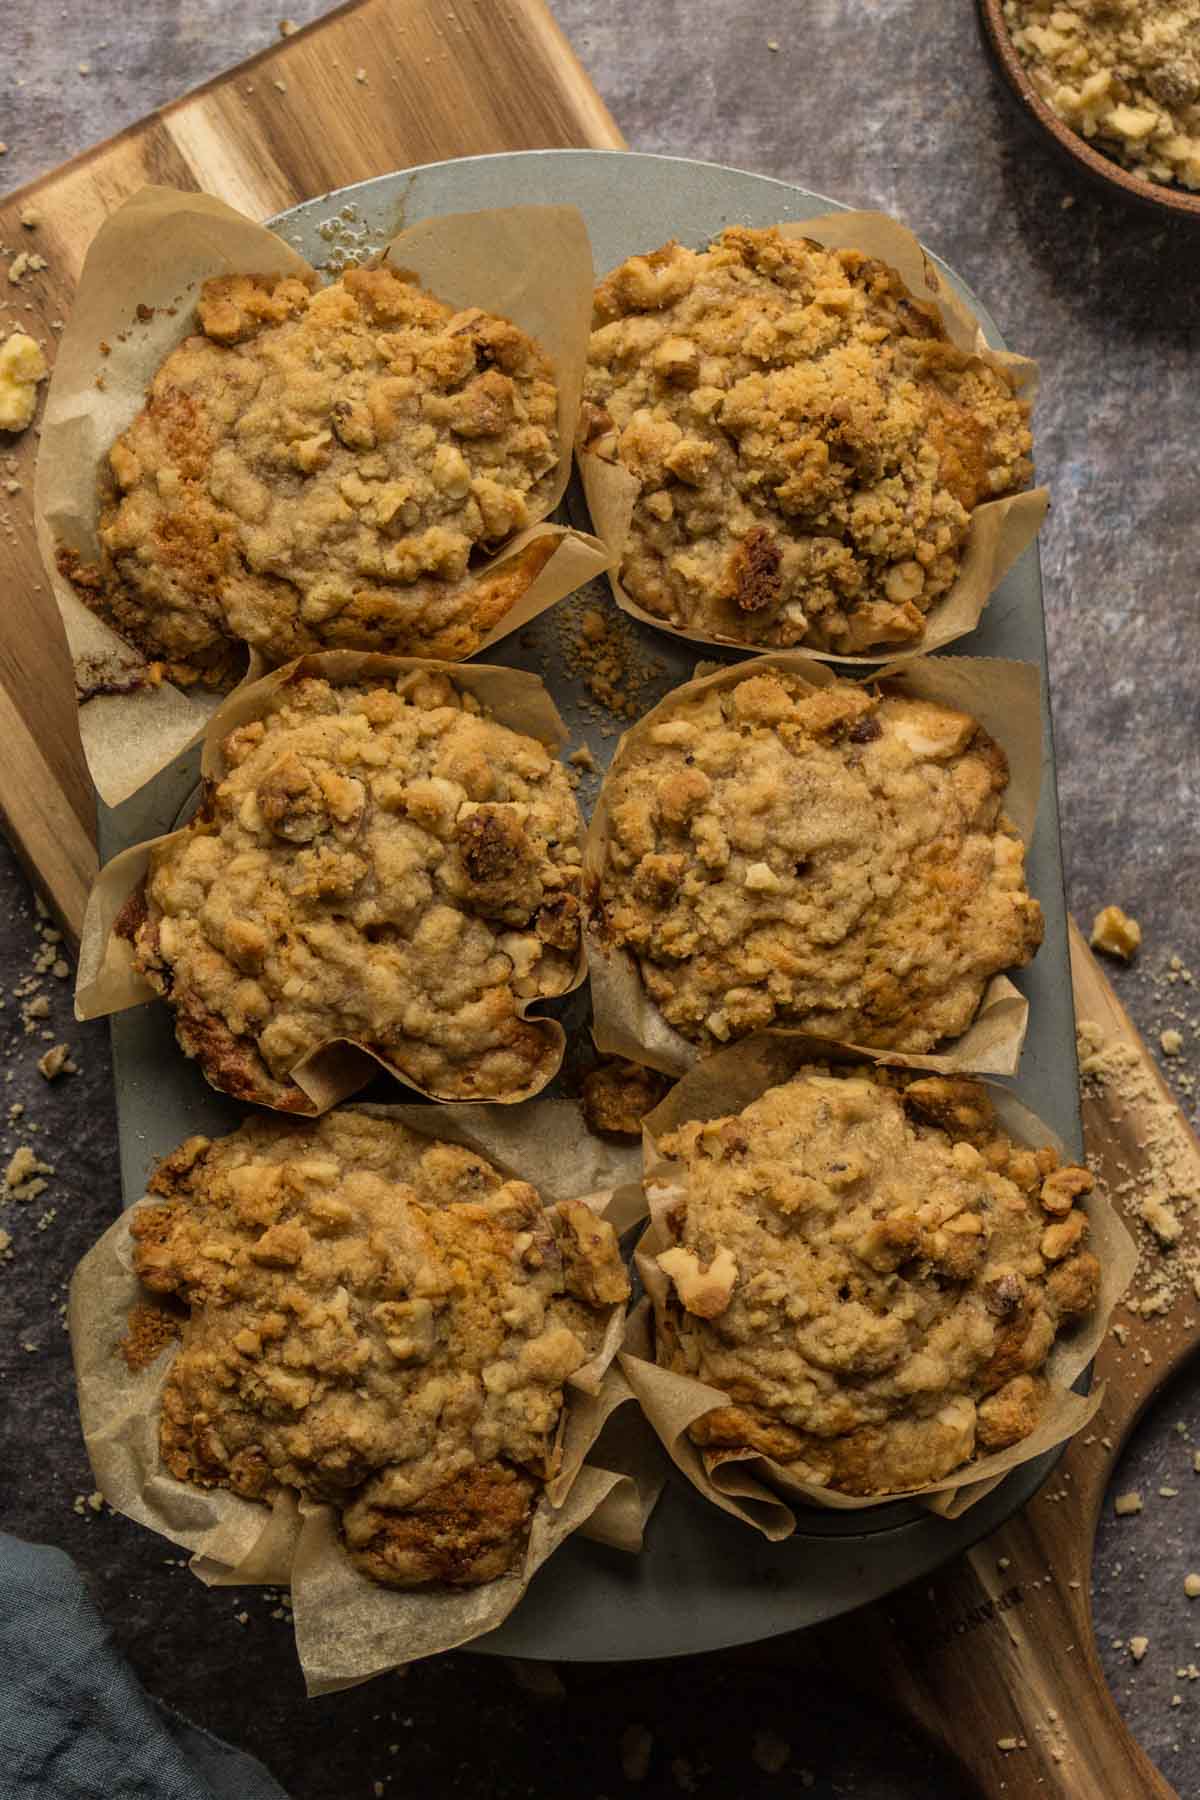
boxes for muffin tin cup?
[585,650,1044,1081]
[36,186,611,807]
[75,651,591,1112]
[68,1100,655,1692]
[578,208,1047,667]
[619,1035,1137,1536]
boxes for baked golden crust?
[593,668,1043,1056]
[653,1069,1099,1495]
[118,668,584,1105]
[66,267,560,685]
[583,228,1033,654]
[132,1110,629,1588]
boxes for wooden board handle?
[819,1534,1176,1797]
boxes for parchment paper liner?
[35,186,611,807]
[578,209,1048,665]
[75,652,589,1113]
[586,652,1043,1080]
[69,1100,658,1693]
[618,1035,1138,1536]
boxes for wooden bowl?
[976,0,1200,220]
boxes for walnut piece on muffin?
[130,1110,629,1588]
[117,667,584,1107]
[652,1068,1099,1495]
[592,667,1042,1056]
[582,227,1033,654]
[61,267,561,686]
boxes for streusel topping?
[593,669,1042,1056]
[65,267,559,684]
[132,1111,628,1586]
[583,227,1032,654]
[653,1069,1099,1494]
[120,668,583,1106]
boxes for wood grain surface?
[0,0,625,941]
[806,920,1196,1799]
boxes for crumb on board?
[1091,904,1141,961]
[751,1731,791,1774]
[551,594,666,727]
[1185,1573,1200,1599]
[620,1725,654,1784]
[1076,1017,1200,1320]
[37,1043,76,1081]
[1130,1635,1150,1663]
[1114,1490,1143,1516]
[1160,1028,1184,1056]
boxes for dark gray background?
[1,2,1198,1795]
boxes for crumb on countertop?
[1091,904,1141,961]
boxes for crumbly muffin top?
[1006,0,1200,192]
[131,1110,628,1588]
[65,267,559,685]
[582,227,1033,654]
[653,1070,1099,1495]
[120,669,584,1106]
[594,669,1043,1056]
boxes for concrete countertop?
[1,2,1197,1794]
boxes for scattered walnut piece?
[1090,905,1141,961]
[0,331,48,432]
[1114,1489,1144,1516]
[1130,1635,1150,1663]
[37,1043,76,1081]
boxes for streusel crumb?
[593,668,1042,1055]
[64,267,560,685]
[131,1111,628,1587]
[582,227,1032,654]
[118,668,584,1106]
[654,1068,1099,1494]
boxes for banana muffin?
[582,226,1033,654]
[129,1110,629,1587]
[652,1068,1099,1494]
[117,666,584,1107]
[591,667,1042,1056]
[62,267,561,685]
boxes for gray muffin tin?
[99,151,1080,1662]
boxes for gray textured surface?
[1,1,1198,1794]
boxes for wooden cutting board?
[0,0,625,944]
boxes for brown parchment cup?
[586,651,1043,1082]
[618,1035,1138,1536]
[75,652,589,1114]
[35,186,611,808]
[578,208,1048,665]
[69,1100,657,1694]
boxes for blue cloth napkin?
[0,1532,290,1800]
